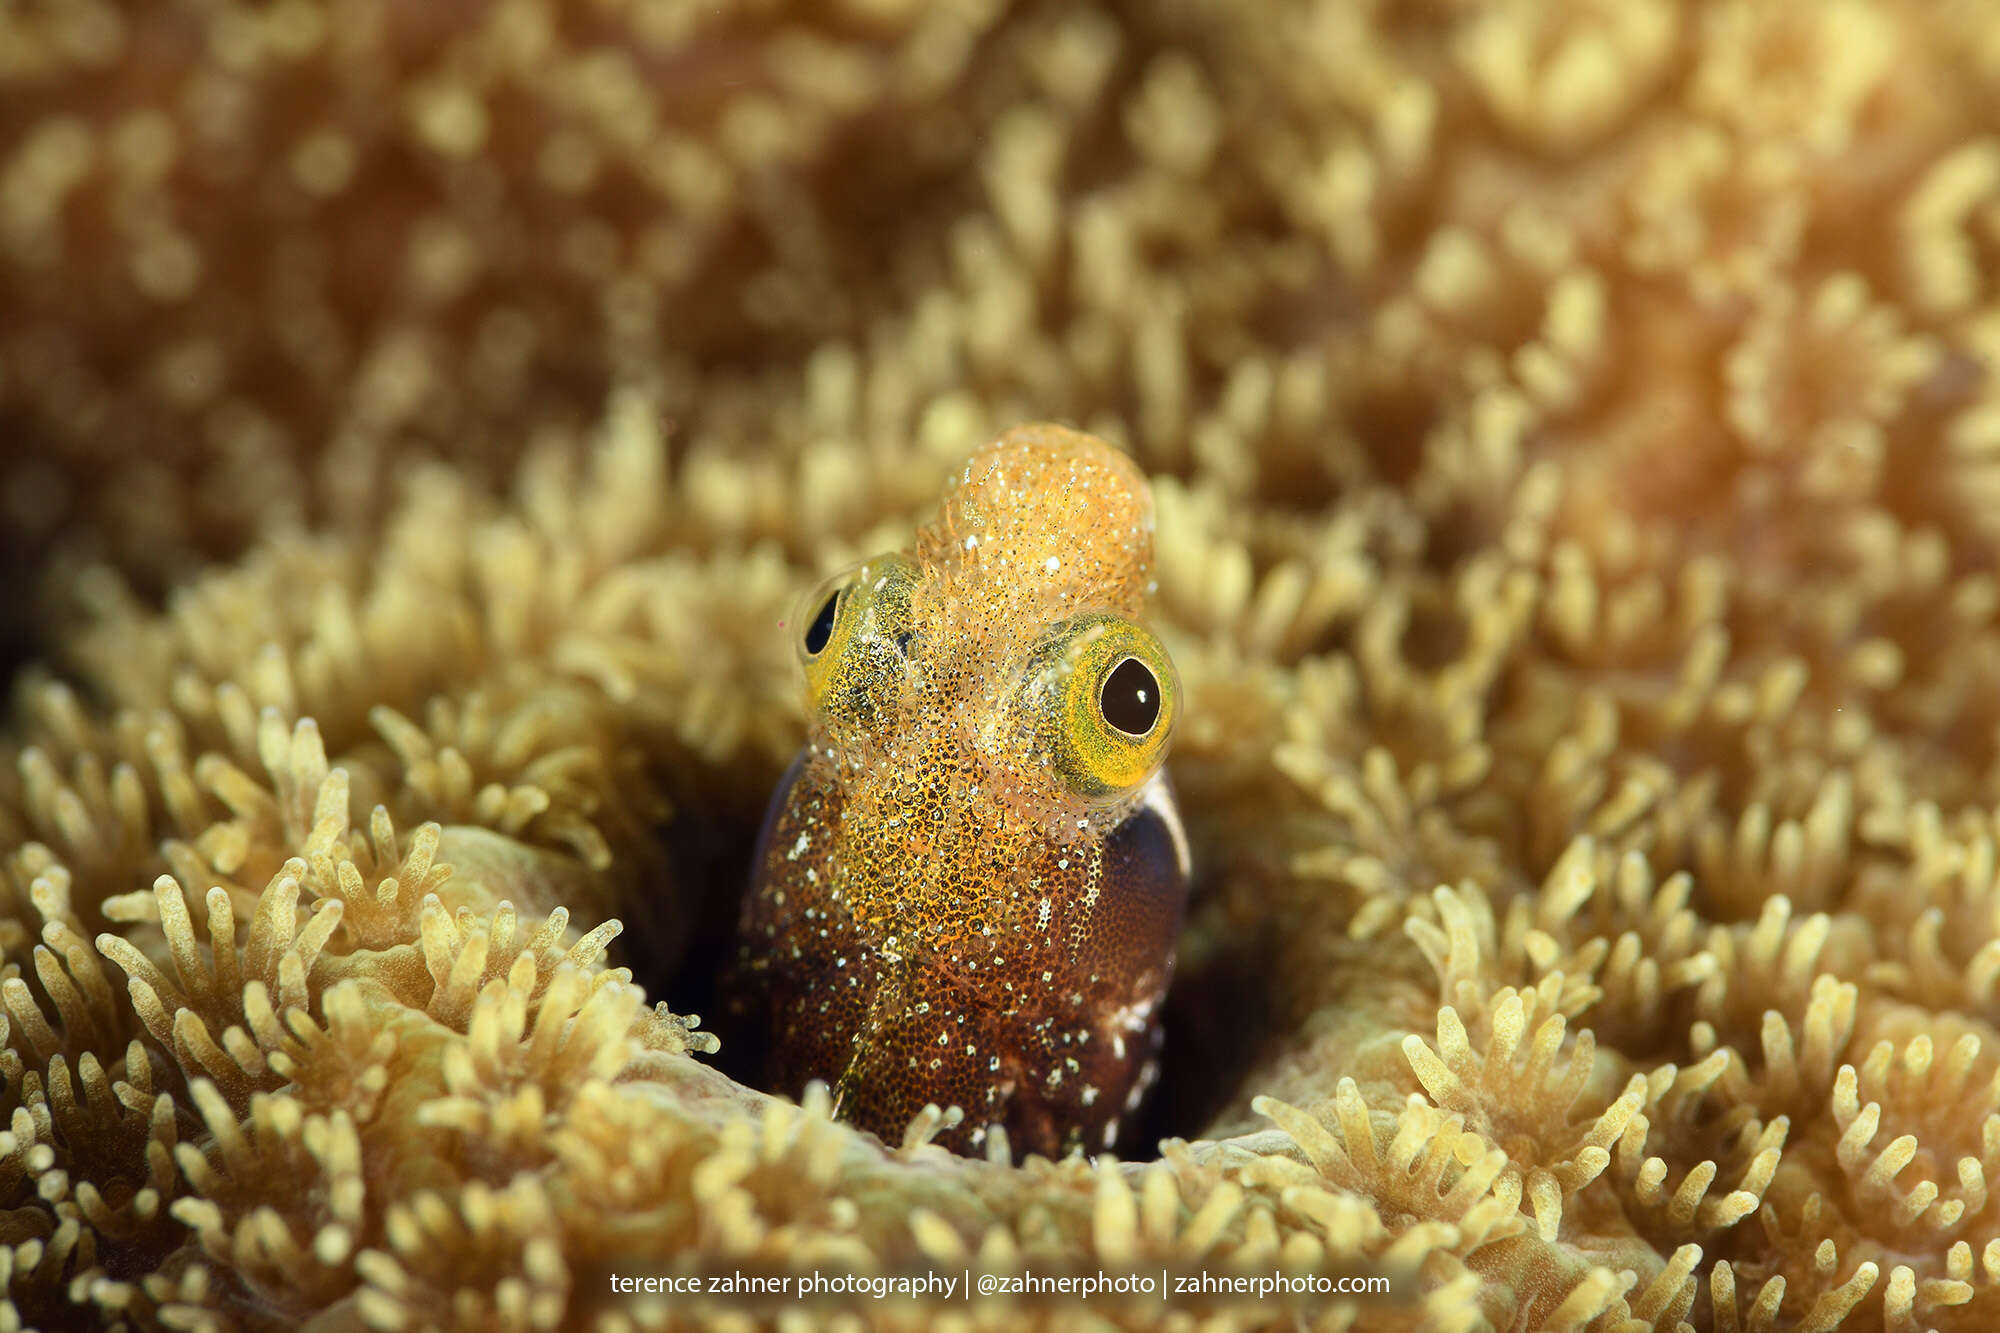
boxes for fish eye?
[1031,615,1177,798]
[795,556,919,719]
[803,589,840,657]
[1099,657,1160,736]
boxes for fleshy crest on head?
[914,423,1154,626]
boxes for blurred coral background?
[6,1,2000,1328]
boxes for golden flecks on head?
[808,424,1178,834]
[920,423,1155,615]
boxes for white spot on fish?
[1139,770,1192,880]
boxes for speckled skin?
[731,425,1191,1160]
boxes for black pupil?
[1100,657,1160,736]
[803,592,839,655]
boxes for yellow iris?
[796,556,918,722]
[1033,615,1178,798]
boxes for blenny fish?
[730,424,1191,1159]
